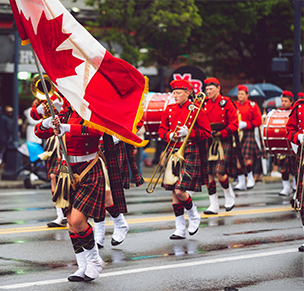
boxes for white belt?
[62,152,97,164]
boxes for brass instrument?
[163,93,206,185]
[146,92,206,194]
[30,74,62,118]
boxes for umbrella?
[227,84,266,99]
[255,83,283,99]
[263,96,282,111]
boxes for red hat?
[204,77,220,87]
[238,85,248,93]
[281,90,293,101]
[298,92,304,99]
[170,79,192,91]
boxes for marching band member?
[286,96,304,252]
[34,105,106,282]
[298,92,304,100]
[234,85,263,191]
[30,91,67,227]
[94,134,144,248]
[158,79,211,239]
[276,91,296,196]
[203,77,238,215]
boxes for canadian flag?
[10,0,148,147]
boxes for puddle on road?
[0,256,68,276]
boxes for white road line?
[0,248,297,289]
[0,191,49,196]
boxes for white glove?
[112,136,120,145]
[42,116,54,129]
[298,134,303,143]
[178,125,188,137]
[58,124,71,137]
[239,120,247,130]
[36,104,45,115]
[169,132,178,142]
[53,98,64,112]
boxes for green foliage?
[86,0,201,66]
[86,0,300,86]
[193,0,295,85]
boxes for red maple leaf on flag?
[20,10,84,84]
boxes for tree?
[85,0,300,87]
[85,0,201,66]
[192,1,295,85]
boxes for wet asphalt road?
[0,181,304,291]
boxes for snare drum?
[144,93,173,139]
[263,109,294,155]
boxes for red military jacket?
[34,107,101,165]
[158,99,211,147]
[235,99,262,130]
[286,99,304,145]
[203,95,238,139]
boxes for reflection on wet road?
[0,182,304,290]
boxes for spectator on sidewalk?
[0,106,13,166]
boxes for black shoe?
[225,205,235,212]
[203,210,218,215]
[68,275,84,282]
[189,228,199,236]
[97,243,104,249]
[299,245,304,252]
[169,234,186,240]
[83,275,95,282]
[111,238,123,246]
[47,221,67,228]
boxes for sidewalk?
[0,148,282,189]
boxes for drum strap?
[208,137,224,161]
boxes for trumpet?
[146,92,206,194]
[30,74,62,118]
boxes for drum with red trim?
[263,109,294,155]
[144,93,173,139]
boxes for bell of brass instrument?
[30,74,61,118]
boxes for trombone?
[146,92,206,194]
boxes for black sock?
[172,203,184,217]
[76,223,95,250]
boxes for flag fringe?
[132,76,149,133]
[83,120,149,148]
[21,39,30,46]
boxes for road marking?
[0,190,49,196]
[0,206,293,235]
[0,248,297,289]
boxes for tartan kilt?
[277,154,297,175]
[45,152,61,179]
[162,143,202,192]
[67,159,105,220]
[115,142,129,189]
[198,139,209,186]
[207,136,237,178]
[240,130,263,160]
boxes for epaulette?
[219,98,228,107]
[289,100,304,116]
[187,103,195,111]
